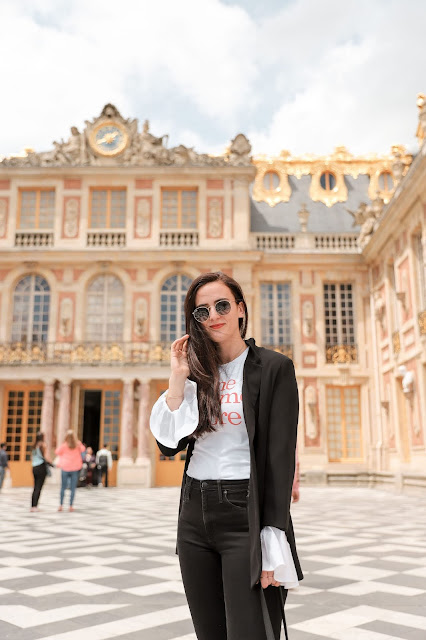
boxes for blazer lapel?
[242,338,262,443]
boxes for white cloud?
[0,0,425,158]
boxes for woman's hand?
[170,334,190,381]
[260,570,280,589]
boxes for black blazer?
[156,337,304,588]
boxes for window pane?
[260,283,291,346]
[90,190,108,228]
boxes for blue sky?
[1,0,425,158]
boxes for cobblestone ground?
[0,485,425,640]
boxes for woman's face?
[194,281,245,345]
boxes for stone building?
[0,101,424,489]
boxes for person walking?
[150,271,303,640]
[95,443,113,487]
[31,432,52,512]
[55,430,85,512]
[0,442,9,490]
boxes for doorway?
[82,390,101,452]
[78,383,122,486]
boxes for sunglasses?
[192,299,239,323]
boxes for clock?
[89,121,128,157]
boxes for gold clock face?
[89,122,128,157]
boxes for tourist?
[150,272,303,640]
[96,443,113,487]
[0,442,9,490]
[31,432,52,512]
[56,430,85,511]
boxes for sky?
[1,0,425,159]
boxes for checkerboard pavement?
[0,484,425,639]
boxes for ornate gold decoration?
[252,159,292,206]
[271,344,293,360]
[326,344,358,364]
[88,120,129,157]
[418,310,426,335]
[392,330,401,354]
[252,146,412,208]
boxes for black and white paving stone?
[0,485,425,639]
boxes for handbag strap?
[260,586,289,640]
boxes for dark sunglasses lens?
[216,300,231,315]
[194,307,209,322]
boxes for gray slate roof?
[250,174,371,233]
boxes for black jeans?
[32,463,47,507]
[97,465,108,487]
[177,475,286,640]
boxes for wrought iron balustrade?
[0,341,173,366]
[325,343,358,364]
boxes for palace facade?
[0,101,425,489]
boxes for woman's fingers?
[171,335,189,351]
[260,570,275,589]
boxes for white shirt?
[150,347,299,589]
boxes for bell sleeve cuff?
[149,379,199,449]
[260,526,299,589]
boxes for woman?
[150,272,303,640]
[55,430,85,511]
[31,432,52,512]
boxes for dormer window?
[263,171,280,192]
[378,171,393,195]
[320,171,337,191]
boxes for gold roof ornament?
[252,146,412,207]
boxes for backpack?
[98,454,108,468]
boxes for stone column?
[41,378,55,453]
[137,379,151,461]
[57,379,72,446]
[120,379,135,461]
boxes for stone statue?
[227,133,252,166]
[354,194,385,248]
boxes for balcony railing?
[0,342,173,366]
[15,231,54,247]
[254,234,296,251]
[87,231,126,247]
[159,231,199,247]
[325,343,358,364]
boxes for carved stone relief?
[302,301,314,338]
[135,198,151,238]
[59,297,73,338]
[63,197,80,238]
[134,297,148,338]
[304,386,317,439]
[207,197,223,238]
[0,198,8,238]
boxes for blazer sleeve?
[262,357,299,533]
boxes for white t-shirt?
[188,347,250,480]
[149,348,299,589]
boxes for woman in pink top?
[55,430,85,511]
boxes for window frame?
[319,171,337,192]
[160,274,192,342]
[18,188,56,230]
[85,275,125,342]
[160,187,198,230]
[323,282,356,346]
[11,275,51,344]
[326,385,363,462]
[260,282,292,347]
[89,187,127,229]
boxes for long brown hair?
[65,430,77,449]
[32,431,45,451]
[184,272,248,437]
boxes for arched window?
[12,275,50,343]
[320,171,337,191]
[263,171,280,192]
[86,275,124,342]
[378,171,394,194]
[160,274,192,342]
